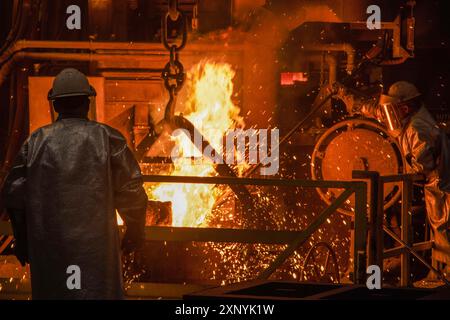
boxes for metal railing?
[141,175,368,283]
[0,175,369,285]
[2,172,446,288]
[352,171,449,287]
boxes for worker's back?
[4,116,148,299]
[27,118,120,298]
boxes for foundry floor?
[0,255,447,300]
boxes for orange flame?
[149,61,244,227]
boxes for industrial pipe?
[303,53,338,85]
[0,40,244,86]
[302,43,356,74]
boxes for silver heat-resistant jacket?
[2,117,148,299]
[399,106,450,263]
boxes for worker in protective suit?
[379,81,450,272]
[1,68,148,299]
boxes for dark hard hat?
[47,68,96,101]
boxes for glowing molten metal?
[149,61,244,227]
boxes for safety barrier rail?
[352,171,449,287]
[0,175,368,285]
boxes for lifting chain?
[161,0,187,122]
[135,0,187,159]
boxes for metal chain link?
[161,0,187,121]
[168,0,180,21]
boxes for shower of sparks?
[127,61,354,286]
[128,59,353,284]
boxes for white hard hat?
[387,81,421,103]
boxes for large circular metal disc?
[322,128,399,197]
[311,119,404,215]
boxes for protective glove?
[121,229,144,254]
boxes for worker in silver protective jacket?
[1,68,148,299]
[379,81,450,268]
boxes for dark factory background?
[0,0,449,175]
[0,0,450,298]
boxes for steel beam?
[144,226,304,245]
[143,174,359,189]
[401,177,413,287]
[352,181,368,284]
[384,241,433,259]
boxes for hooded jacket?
[399,106,450,263]
[2,116,148,299]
